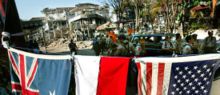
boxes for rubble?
[45,38,93,53]
[76,41,93,49]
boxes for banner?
[74,56,130,95]
[135,54,220,95]
[8,48,72,95]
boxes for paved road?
[77,49,96,55]
[211,79,220,95]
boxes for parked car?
[216,40,220,53]
[131,34,174,56]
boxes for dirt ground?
[40,40,95,55]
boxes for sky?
[15,0,106,20]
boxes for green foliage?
[189,22,209,31]
[176,13,183,21]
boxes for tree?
[107,0,126,25]
[130,0,144,32]
[108,0,146,32]
[144,0,162,33]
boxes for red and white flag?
[74,56,130,95]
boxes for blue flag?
[8,48,72,95]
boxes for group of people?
[163,31,217,55]
[91,30,218,57]
[92,34,136,56]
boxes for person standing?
[182,36,193,55]
[162,35,174,55]
[173,33,183,55]
[203,31,217,53]
[33,40,40,53]
[105,35,112,49]
[114,35,127,56]
[92,37,100,55]
[99,35,106,55]
[69,39,77,55]
[135,43,142,56]
[191,34,200,54]
[28,39,34,49]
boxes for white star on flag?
[203,65,207,69]
[49,90,55,95]
[188,70,192,74]
[184,67,189,70]
[194,66,198,70]
[176,67,180,71]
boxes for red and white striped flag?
[135,54,220,95]
[74,56,130,95]
[136,61,172,95]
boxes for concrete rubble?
[45,38,93,53]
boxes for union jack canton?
[8,48,72,95]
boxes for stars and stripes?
[135,55,220,95]
[168,60,217,95]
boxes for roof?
[70,6,99,13]
[75,3,99,7]
[96,22,116,30]
[29,17,45,21]
[69,13,106,22]
[42,7,75,13]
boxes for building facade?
[22,17,44,41]
[68,3,109,39]
[41,3,110,39]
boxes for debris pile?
[76,41,93,49]
[47,38,93,50]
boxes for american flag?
[135,54,220,95]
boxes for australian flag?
[8,48,72,95]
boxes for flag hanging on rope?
[8,48,72,95]
[135,54,220,95]
[74,56,130,95]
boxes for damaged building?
[41,3,109,39]
[68,3,109,38]
[22,3,109,44]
